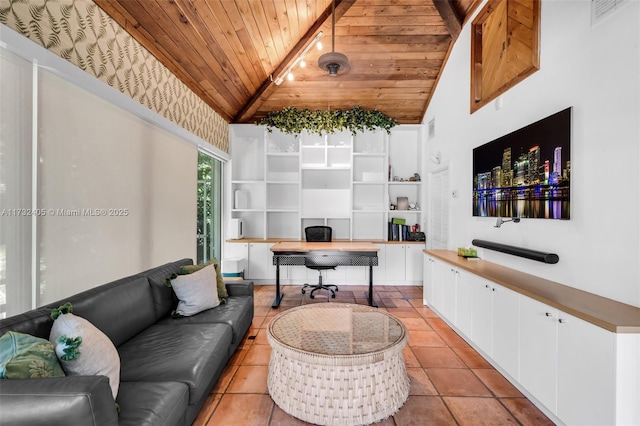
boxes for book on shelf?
[387,222,411,241]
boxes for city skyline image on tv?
[472,107,571,219]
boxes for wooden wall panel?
[470,0,540,113]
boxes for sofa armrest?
[224,280,254,297]
[0,375,118,426]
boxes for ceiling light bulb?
[287,72,294,81]
[316,41,323,51]
[300,60,306,68]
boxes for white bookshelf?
[228,124,423,241]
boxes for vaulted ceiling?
[94,0,480,124]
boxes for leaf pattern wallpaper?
[0,0,229,152]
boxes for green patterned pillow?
[179,258,228,300]
[0,331,65,379]
[49,304,120,399]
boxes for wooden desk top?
[425,249,640,334]
[228,238,422,245]
[271,241,380,253]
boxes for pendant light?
[318,0,350,77]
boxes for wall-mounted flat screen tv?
[473,107,571,219]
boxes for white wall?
[423,1,640,307]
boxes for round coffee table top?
[268,303,406,359]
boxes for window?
[197,152,223,264]
[0,48,34,318]
[1,40,207,317]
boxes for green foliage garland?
[257,106,397,136]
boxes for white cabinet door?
[442,266,457,323]
[326,265,347,283]
[247,242,276,280]
[374,244,386,284]
[491,284,520,380]
[519,297,558,414]
[382,243,424,283]
[455,269,473,338]
[423,256,436,305]
[288,263,313,283]
[384,244,405,281]
[557,311,615,426]
[430,258,446,313]
[225,242,248,274]
[405,244,424,281]
[471,275,493,356]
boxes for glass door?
[197,151,223,264]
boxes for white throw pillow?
[49,313,120,399]
[171,263,220,316]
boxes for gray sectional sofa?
[0,258,254,426]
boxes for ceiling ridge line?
[233,0,356,123]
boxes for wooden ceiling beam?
[433,0,463,40]
[233,0,356,123]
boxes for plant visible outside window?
[197,152,222,264]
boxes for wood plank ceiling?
[94,0,480,124]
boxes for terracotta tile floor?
[193,285,554,426]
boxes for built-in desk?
[271,241,379,308]
[225,239,423,286]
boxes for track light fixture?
[273,31,324,86]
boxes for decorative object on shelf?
[409,173,421,182]
[257,106,397,136]
[317,0,350,77]
[234,190,248,210]
[397,197,409,211]
[458,247,478,258]
[408,232,425,241]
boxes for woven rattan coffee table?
[267,303,409,426]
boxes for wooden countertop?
[425,249,640,334]
[271,241,380,252]
[227,238,424,245]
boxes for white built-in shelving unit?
[228,124,424,241]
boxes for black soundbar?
[471,239,559,264]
